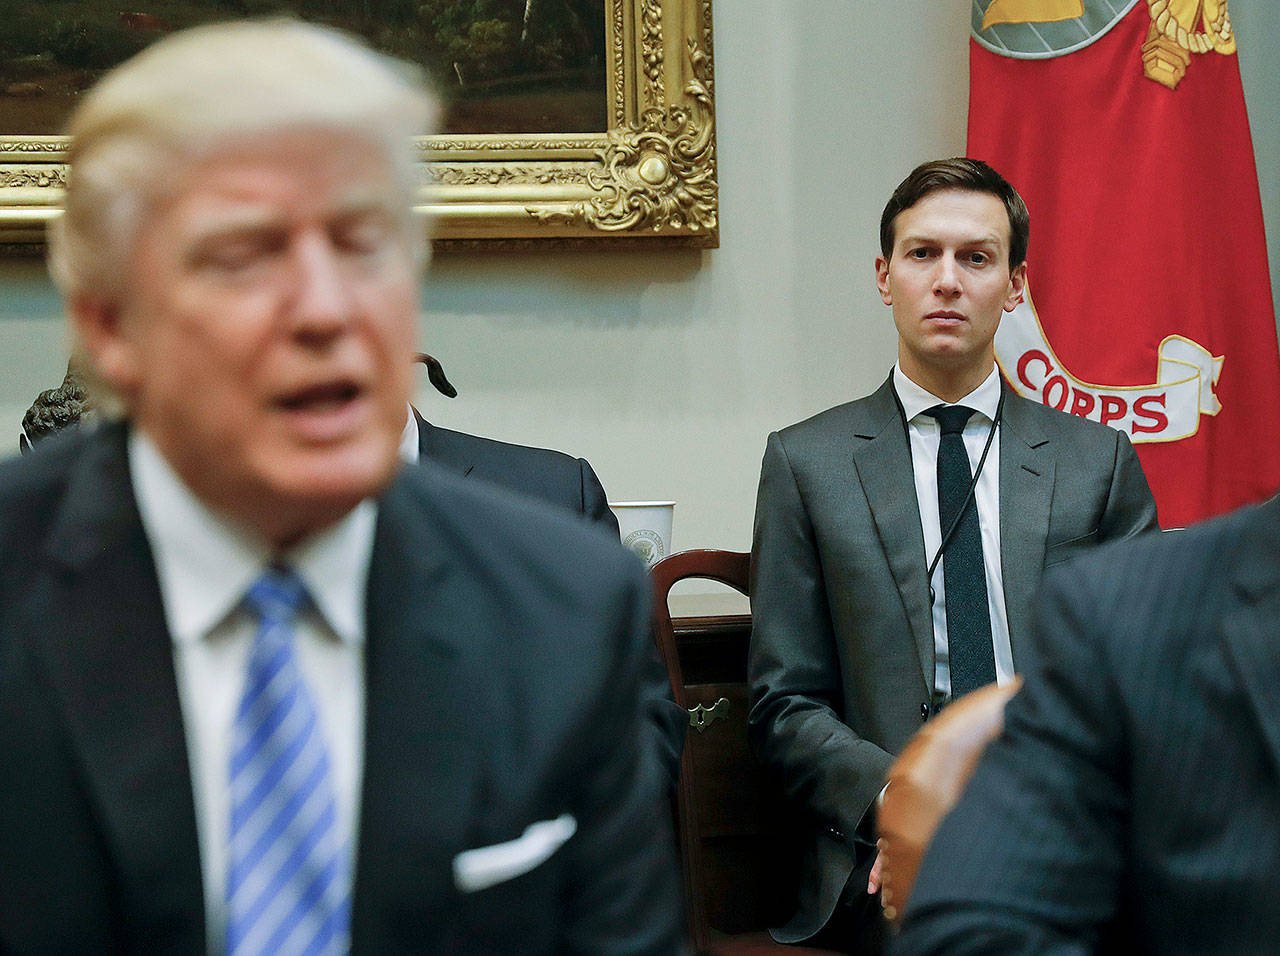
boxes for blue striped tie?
[226,569,351,956]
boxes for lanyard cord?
[891,381,1005,606]
[890,378,998,601]
[923,389,1003,604]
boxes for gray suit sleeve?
[748,432,893,840]
[895,563,1129,955]
[1098,430,1159,540]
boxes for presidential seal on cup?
[608,501,675,567]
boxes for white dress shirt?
[129,431,372,955]
[893,364,1015,698]
[400,404,420,464]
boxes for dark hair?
[879,157,1030,270]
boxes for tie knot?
[243,567,308,626]
[926,404,977,436]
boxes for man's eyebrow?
[179,218,280,267]
[185,209,283,246]
[184,199,397,247]
[897,232,1005,248]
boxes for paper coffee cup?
[608,501,675,567]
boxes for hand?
[875,680,1022,922]
[867,845,884,895]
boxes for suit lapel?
[1220,498,1280,777]
[850,379,934,687]
[351,472,484,948]
[39,425,205,948]
[997,391,1054,664]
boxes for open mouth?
[277,379,369,440]
[280,381,362,413]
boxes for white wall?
[1,0,1277,565]
[412,0,974,557]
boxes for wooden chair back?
[650,550,815,954]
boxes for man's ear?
[1004,261,1028,312]
[69,295,141,396]
[876,255,893,306]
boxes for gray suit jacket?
[897,494,1280,955]
[0,424,683,954]
[748,375,1158,943]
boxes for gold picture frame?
[0,0,717,249]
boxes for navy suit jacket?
[898,494,1280,955]
[415,410,618,534]
[415,409,686,787]
[0,424,683,954]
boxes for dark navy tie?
[227,568,350,956]
[925,405,997,699]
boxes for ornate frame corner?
[0,0,717,250]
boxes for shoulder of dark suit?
[386,455,639,580]
[421,419,584,472]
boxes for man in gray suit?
[897,493,1280,954]
[747,158,1158,951]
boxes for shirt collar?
[399,404,420,464]
[128,429,374,648]
[893,363,1002,425]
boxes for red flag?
[969,0,1280,527]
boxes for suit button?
[920,702,929,721]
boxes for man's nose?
[288,233,354,339]
[933,254,962,296]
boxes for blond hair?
[48,18,438,301]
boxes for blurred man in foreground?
[0,20,681,954]
[896,494,1280,954]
